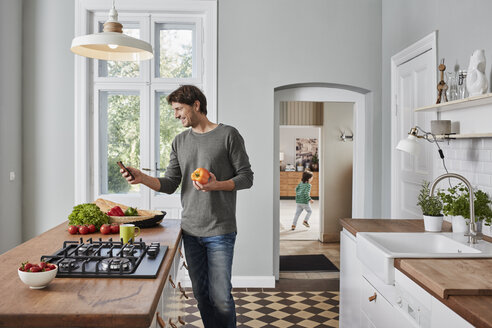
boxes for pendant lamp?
[71,1,153,61]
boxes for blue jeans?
[292,203,312,226]
[182,231,237,328]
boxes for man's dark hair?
[302,171,313,183]
[166,85,207,115]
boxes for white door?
[391,33,437,219]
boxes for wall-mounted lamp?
[396,126,449,173]
[340,131,353,142]
[71,0,153,61]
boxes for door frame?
[390,31,437,218]
[273,83,373,280]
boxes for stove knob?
[396,297,403,307]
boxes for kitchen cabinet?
[340,228,361,327]
[340,226,473,328]
[151,240,188,328]
[280,171,319,197]
[360,276,397,327]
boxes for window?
[75,1,217,218]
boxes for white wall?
[321,102,353,241]
[382,0,492,217]
[0,0,22,254]
[280,126,320,167]
[219,0,382,277]
[22,0,75,239]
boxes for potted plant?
[438,183,469,233]
[474,190,492,232]
[310,152,319,172]
[438,184,492,233]
[417,181,444,231]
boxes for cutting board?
[395,258,492,299]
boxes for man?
[121,85,253,328]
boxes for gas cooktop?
[40,237,168,278]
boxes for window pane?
[100,91,140,194]
[98,23,141,78]
[156,93,187,192]
[158,24,194,78]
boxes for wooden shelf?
[435,133,492,140]
[415,93,492,112]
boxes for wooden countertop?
[0,219,182,328]
[340,218,492,328]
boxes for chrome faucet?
[430,173,477,244]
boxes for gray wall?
[381,0,492,216]
[1,0,383,281]
[22,0,75,239]
[218,0,382,276]
[0,0,23,254]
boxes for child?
[291,171,314,230]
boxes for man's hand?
[193,172,236,192]
[310,199,314,204]
[193,172,218,191]
[120,167,143,184]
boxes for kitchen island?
[0,219,183,328]
[340,218,492,328]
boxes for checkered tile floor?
[183,290,339,327]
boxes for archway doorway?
[273,83,373,279]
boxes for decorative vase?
[451,215,469,233]
[466,49,488,96]
[423,215,444,232]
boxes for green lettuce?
[68,203,109,229]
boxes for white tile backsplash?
[436,139,492,193]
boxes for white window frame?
[74,0,217,204]
[93,13,151,83]
[151,15,203,84]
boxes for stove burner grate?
[40,237,168,278]
[100,258,131,271]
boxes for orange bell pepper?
[191,168,210,184]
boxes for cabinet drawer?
[360,276,395,328]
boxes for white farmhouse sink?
[356,232,492,284]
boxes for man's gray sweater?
[158,124,254,237]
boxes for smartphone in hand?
[117,161,135,180]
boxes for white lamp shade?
[396,135,421,156]
[279,152,285,161]
[71,32,153,61]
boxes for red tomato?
[78,225,89,235]
[87,224,96,233]
[29,266,41,272]
[110,224,120,234]
[68,225,78,235]
[39,262,47,269]
[24,263,33,271]
[47,264,56,270]
[100,224,111,235]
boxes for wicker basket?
[94,198,166,228]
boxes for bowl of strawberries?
[18,261,58,289]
